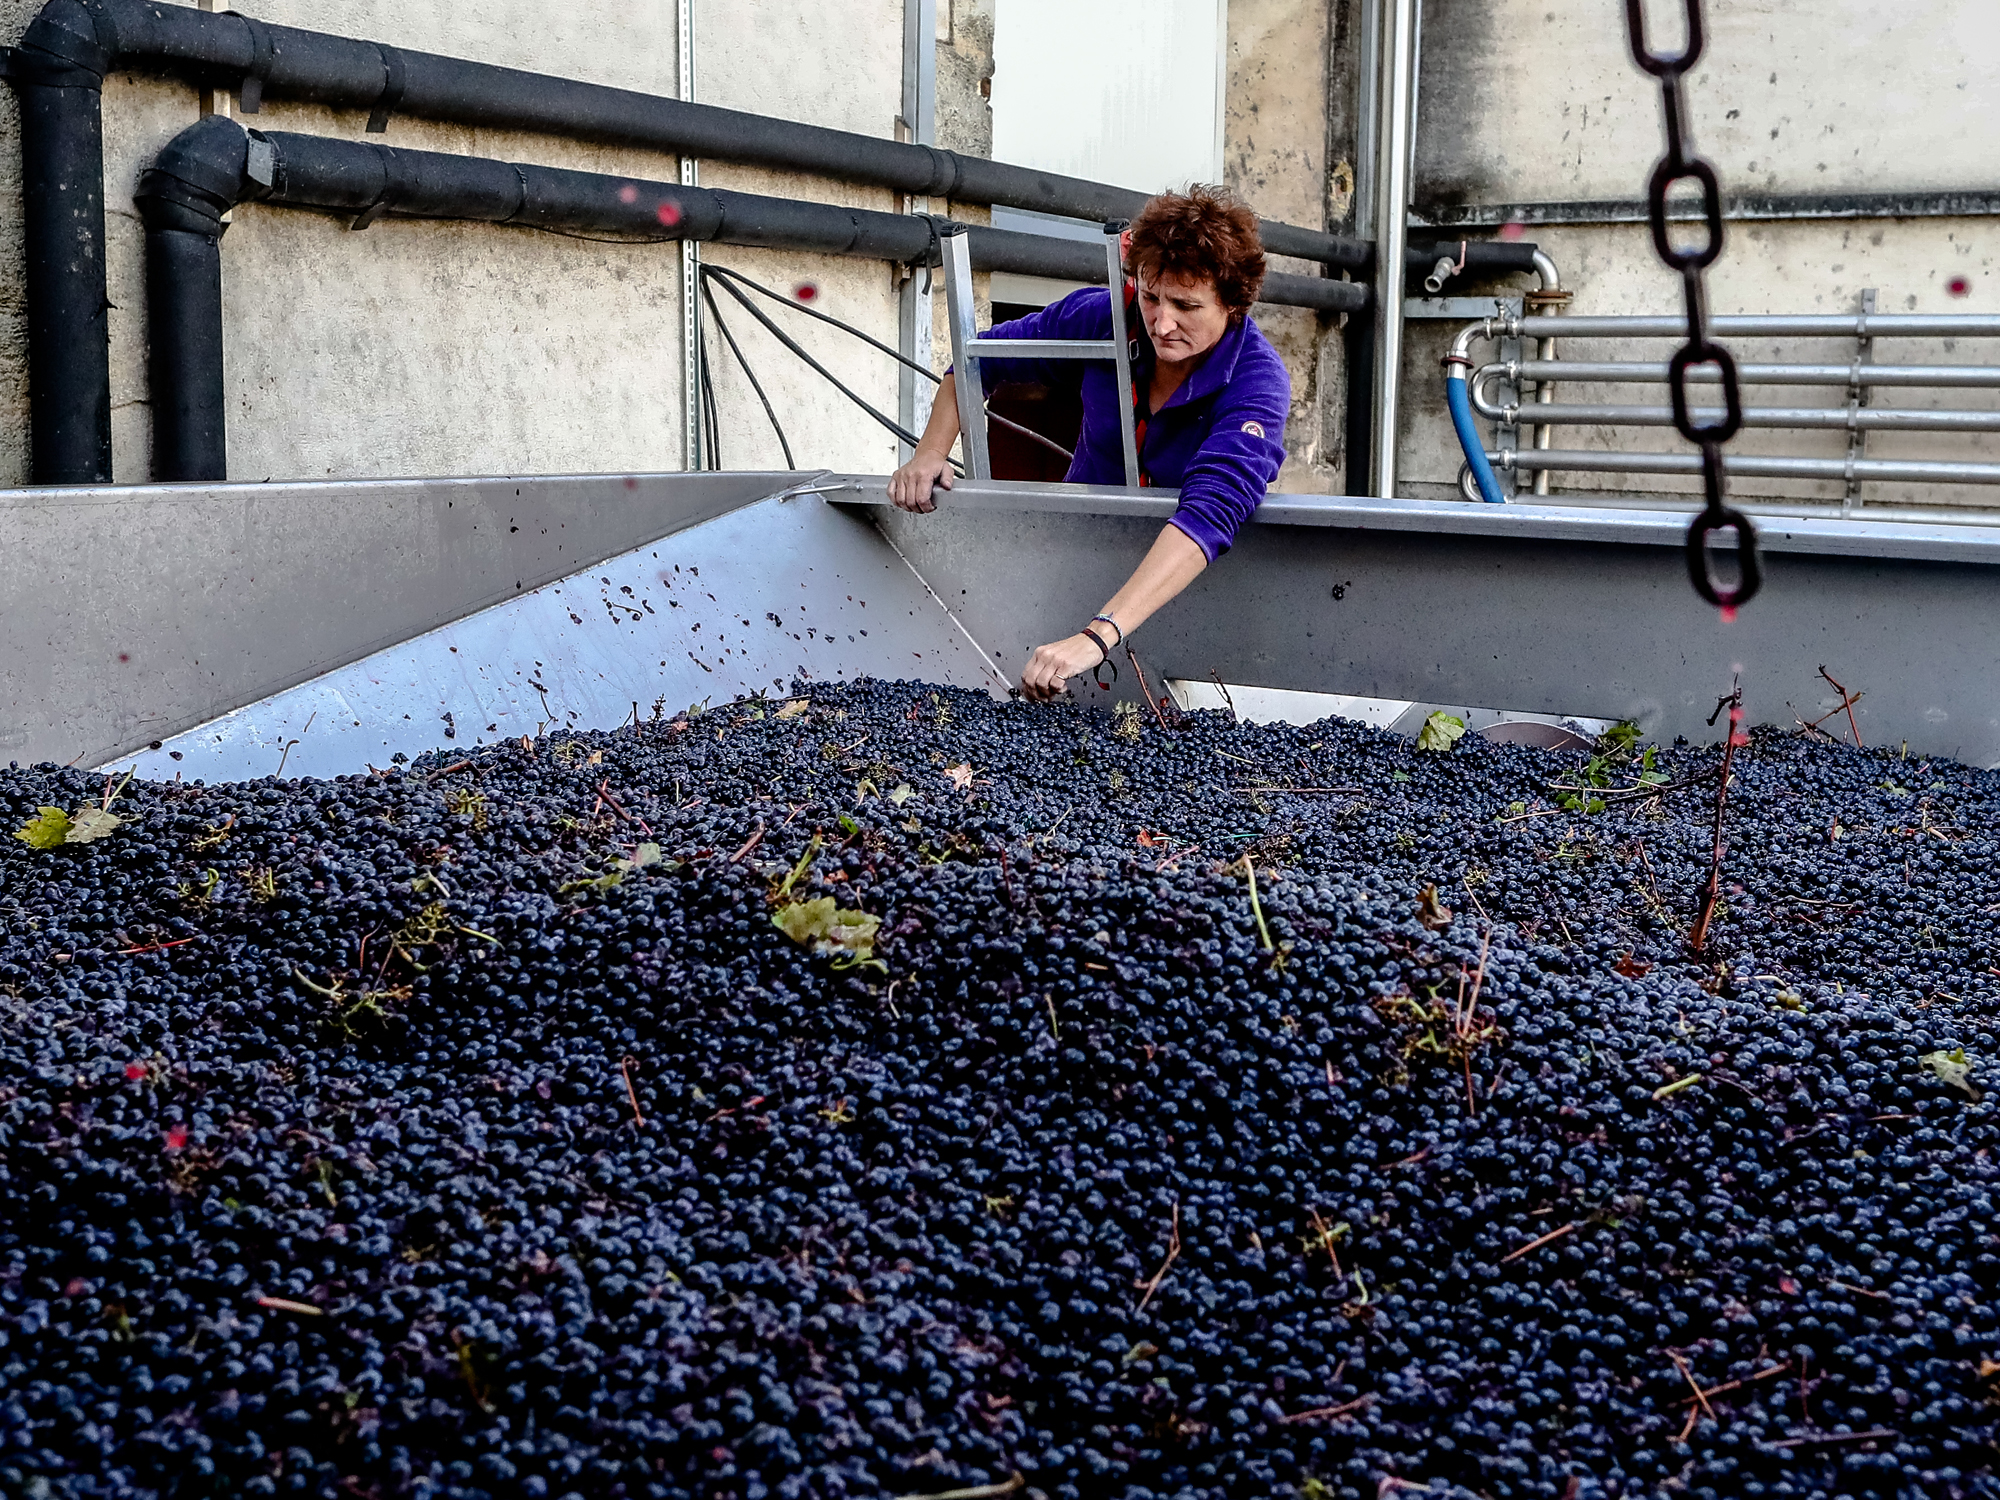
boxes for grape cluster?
[2,681,1997,1500]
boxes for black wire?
[705,267,936,456]
[517,225,680,247]
[703,262,938,381]
[701,278,796,470]
[507,222,1060,470]
[982,402,1078,463]
[697,315,720,470]
[702,261,1073,463]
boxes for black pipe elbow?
[4,0,114,88]
[140,116,254,483]
[137,112,254,235]
[1403,239,1545,294]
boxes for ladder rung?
[969,339,1119,360]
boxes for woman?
[888,185,1291,702]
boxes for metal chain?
[1624,0,1762,612]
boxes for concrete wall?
[0,0,917,487]
[1398,0,2000,512]
[1225,0,1346,492]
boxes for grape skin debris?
[1,681,1997,1500]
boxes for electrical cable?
[697,316,721,470]
[701,279,796,470]
[703,262,1075,464]
[704,268,946,462]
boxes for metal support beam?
[679,0,701,471]
[1368,0,1418,496]
[897,0,938,461]
[1103,223,1141,490]
[941,228,991,479]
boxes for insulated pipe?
[1500,449,2000,487]
[134,120,1366,479]
[6,21,111,484]
[1368,0,1418,496]
[1402,239,1546,290]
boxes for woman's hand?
[889,448,955,513]
[1020,633,1111,702]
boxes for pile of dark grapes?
[4,680,1999,1500]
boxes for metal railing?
[1451,308,2000,511]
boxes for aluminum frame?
[941,223,1139,486]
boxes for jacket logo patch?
[1240,420,1266,439]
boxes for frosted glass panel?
[991,0,1225,195]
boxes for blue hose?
[1447,370,1507,503]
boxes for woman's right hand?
[889,448,955,513]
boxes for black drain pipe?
[4,0,1371,483]
[137,119,1369,482]
[5,11,111,484]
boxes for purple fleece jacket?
[970,286,1291,560]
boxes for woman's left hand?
[1020,633,1111,702]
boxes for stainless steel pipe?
[1470,397,2000,433]
[1480,360,2000,390]
[1499,448,2000,486]
[1507,313,2000,340]
[1368,0,1419,497]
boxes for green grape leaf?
[15,806,72,849]
[1417,711,1467,754]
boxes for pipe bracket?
[365,43,406,134]
[232,10,275,113]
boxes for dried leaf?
[1417,711,1467,754]
[1417,883,1453,931]
[622,842,663,871]
[1922,1047,1982,1100]
[944,763,976,792]
[14,806,72,849]
[887,783,914,806]
[65,807,123,844]
[1615,952,1653,978]
[775,699,811,720]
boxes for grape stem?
[1690,677,1744,953]
[890,1475,1024,1500]
[1237,856,1275,953]
[1133,1200,1182,1314]
[1812,664,1865,747]
[1500,1220,1579,1263]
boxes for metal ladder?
[939,220,1142,487]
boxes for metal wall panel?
[864,480,2000,766]
[0,471,797,769]
[115,494,1004,783]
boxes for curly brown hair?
[1126,185,1267,315]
